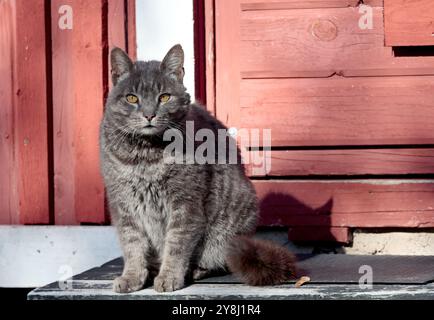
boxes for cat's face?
[107,45,190,136]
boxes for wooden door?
[210,0,434,242]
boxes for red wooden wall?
[208,0,434,242]
[2,0,434,244]
[0,0,136,225]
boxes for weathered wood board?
[0,0,18,224]
[240,76,434,147]
[28,254,434,300]
[0,1,134,225]
[255,180,434,228]
[384,0,434,46]
[51,0,106,224]
[108,0,127,91]
[247,149,434,177]
[241,0,384,11]
[205,0,216,115]
[0,0,50,224]
[28,282,434,300]
[240,7,434,79]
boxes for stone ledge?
[28,281,434,300]
[28,254,434,300]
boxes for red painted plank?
[288,227,351,243]
[240,7,434,78]
[194,0,207,104]
[241,0,360,11]
[52,0,105,225]
[108,0,126,50]
[0,0,50,224]
[108,0,136,57]
[364,0,383,5]
[240,76,434,147]
[14,0,50,224]
[242,0,383,11]
[255,180,434,228]
[385,0,434,46]
[272,212,434,228]
[205,0,216,115]
[247,149,434,177]
[126,0,137,60]
[215,0,241,128]
[0,0,18,224]
[108,0,127,91]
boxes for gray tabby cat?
[99,45,296,293]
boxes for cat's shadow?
[115,192,335,286]
[257,191,335,275]
[259,191,333,216]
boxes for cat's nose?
[144,114,156,121]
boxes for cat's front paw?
[113,275,146,293]
[153,274,185,292]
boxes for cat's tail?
[226,235,297,286]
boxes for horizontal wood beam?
[246,149,434,177]
[241,0,384,11]
[240,76,434,147]
[241,7,434,78]
[255,180,434,228]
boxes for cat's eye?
[159,93,171,103]
[126,94,139,104]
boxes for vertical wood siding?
[51,0,106,224]
[0,0,135,225]
[0,0,50,224]
[204,0,216,115]
[0,0,17,224]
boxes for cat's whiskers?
[110,129,129,151]
[158,119,188,139]
[106,122,141,151]
[107,123,134,140]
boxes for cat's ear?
[111,47,133,86]
[161,44,185,82]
